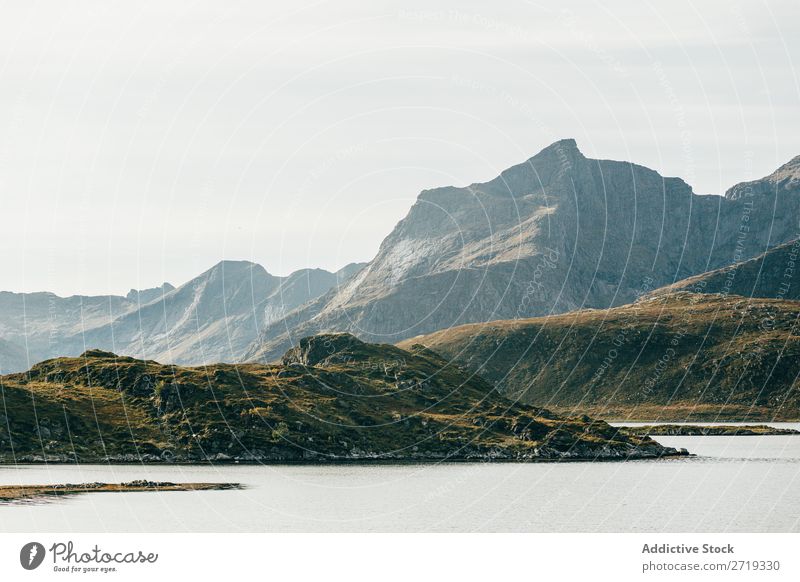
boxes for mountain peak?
[725,154,800,200]
[536,137,580,156]
[126,282,175,303]
[478,138,584,197]
[777,154,800,172]
[199,260,273,282]
[208,259,261,270]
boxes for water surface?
[1,434,798,532]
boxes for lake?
[1,432,799,532]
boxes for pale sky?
[1,0,798,296]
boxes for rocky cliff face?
[247,140,800,361]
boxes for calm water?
[1,434,799,532]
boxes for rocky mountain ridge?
[0,261,364,373]
[247,140,800,362]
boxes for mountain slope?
[0,338,28,375]
[248,140,800,362]
[0,335,681,463]
[647,238,800,301]
[0,290,147,370]
[75,260,282,365]
[398,293,800,421]
[262,263,364,326]
[126,282,176,305]
[725,154,800,200]
[74,261,366,366]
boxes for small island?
[0,480,242,503]
[622,424,800,437]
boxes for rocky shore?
[622,424,799,437]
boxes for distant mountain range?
[2,140,799,386]
[0,261,363,373]
[246,140,800,361]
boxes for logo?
[20,542,46,570]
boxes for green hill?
[399,293,800,421]
[648,239,800,301]
[0,335,680,463]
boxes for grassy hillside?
[0,335,679,463]
[399,293,800,421]
[648,238,800,300]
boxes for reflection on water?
[1,434,799,532]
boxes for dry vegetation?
[0,336,680,463]
[400,293,800,421]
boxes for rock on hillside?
[725,154,800,200]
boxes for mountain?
[262,263,364,326]
[0,289,144,370]
[0,262,365,373]
[126,282,176,305]
[398,292,800,421]
[0,334,682,463]
[246,140,800,362]
[76,260,281,365]
[72,261,366,367]
[725,154,800,200]
[647,238,800,300]
[0,338,27,375]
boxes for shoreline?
[0,450,692,467]
[619,424,800,436]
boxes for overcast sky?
[1,0,798,296]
